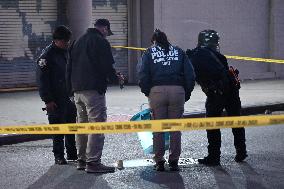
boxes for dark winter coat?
[139,45,195,99]
[67,28,118,94]
[36,43,70,104]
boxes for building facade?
[0,0,283,88]
[0,0,129,88]
[153,0,284,80]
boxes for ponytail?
[151,29,171,54]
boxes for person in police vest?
[36,25,77,165]
[139,29,195,171]
[187,30,247,166]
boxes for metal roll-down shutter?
[0,0,64,88]
[92,0,128,76]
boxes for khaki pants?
[149,86,185,163]
[74,90,107,163]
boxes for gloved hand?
[45,101,57,112]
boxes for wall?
[270,0,284,78]
[154,0,284,79]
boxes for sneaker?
[198,156,220,166]
[85,162,115,173]
[235,153,248,162]
[77,160,86,170]
[169,160,179,171]
[55,158,67,165]
[154,161,165,172]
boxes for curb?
[183,102,284,118]
[0,134,52,146]
[1,103,284,146]
[0,87,38,93]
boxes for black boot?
[154,161,165,171]
[169,160,179,171]
[233,128,247,162]
[203,129,221,166]
[67,154,78,162]
[235,152,248,162]
[55,157,67,165]
[198,156,220,166]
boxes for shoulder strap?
[203,48,225,69]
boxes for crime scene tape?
[0,114,283,134]
[112,45,284,64]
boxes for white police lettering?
[151,45,179,65]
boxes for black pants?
[205,89,246,158]
[47,100,77,159]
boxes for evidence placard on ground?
[0,114,283,135]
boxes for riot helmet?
[197,30,220,51]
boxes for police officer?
[187,30,247,166]
[36,25,77,165]
[139,29,195,171]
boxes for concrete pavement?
[0,79,283,127]
[0,79,284,188]
[0,124,283,189]
[1,79,284,144]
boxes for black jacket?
[188,47,229,81]
[67,28,118,94]
[138,45,195,97]
[36,43,70,104]
[188,47,233,94]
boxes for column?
[67,0,92,40]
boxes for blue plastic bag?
[130,108,170,154]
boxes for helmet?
[197,30,220,51]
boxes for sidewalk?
[0,79,284,144]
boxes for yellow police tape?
[112,46,284,64]
[0,115,283,134]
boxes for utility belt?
[199,79,230,96]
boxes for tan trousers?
[74,90,107,163]
[149,85,185,163]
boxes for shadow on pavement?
[27,163,111,189]
[238,162,266,189]
[210,166,237,189]
[140,167,185,189]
